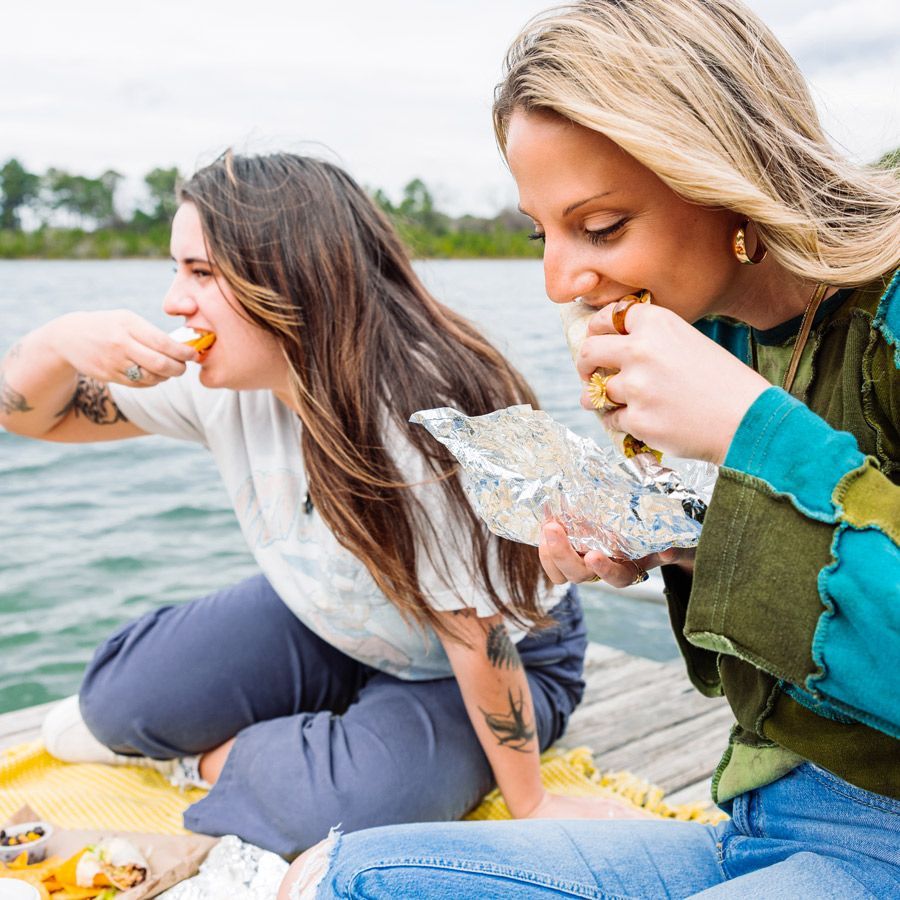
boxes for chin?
[197,365,227,389]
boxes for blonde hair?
[494,0,900,285]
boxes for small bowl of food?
[0,822,53,864]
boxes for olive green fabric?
[665,271,900,804]
[837,457,900,544]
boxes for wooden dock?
[0,643,732,808]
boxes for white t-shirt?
[110,367,565,680]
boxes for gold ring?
[586,575,603,584]
[587,372,623,411]
[611,290,652,336]
[630,565,648,586]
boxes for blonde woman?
[278,1,899,896]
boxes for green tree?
[0,158,40,230]
[397,178,446,233]
[45,168,122,229]
[142,166,180,224]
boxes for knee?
[278,830,341,900]
[79,611,167,751]
[79,634,135,749]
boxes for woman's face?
[505,109,742,321]
[164,202,290,394]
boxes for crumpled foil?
[410,405,718,560]
[158,835,288,900]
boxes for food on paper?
[0,837,148,898]
[168,326,216,353]
[0,852,61,899]
[69,839,148,891]
[559,294,662,461]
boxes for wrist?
[35,315,81,371]
[506,785,547,819]
[711,371,770,466]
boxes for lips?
[578,289,650,310]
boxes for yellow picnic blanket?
[0,740,725,833]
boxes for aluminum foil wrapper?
[158,835,288,900]
[410,405,718,559]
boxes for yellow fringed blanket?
[0,740,726,834]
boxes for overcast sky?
[4,0,899,216]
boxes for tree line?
[0,160,540,260]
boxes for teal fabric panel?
[694,316,752,364]
[811,525,900,738]
[782,682,856,725]
[724,388,865,523]
[873,268,900,369]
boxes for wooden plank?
[0,701,54,751]
[663,777,715,808]
[595,705,734,793]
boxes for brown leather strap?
[782,283,829,395]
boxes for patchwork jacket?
[664,268,900,803]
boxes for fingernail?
[545,530,559,546]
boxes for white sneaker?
[42,695,210,789]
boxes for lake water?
[0,259,677,715]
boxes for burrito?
[73,837,149,891]
[559,293,660,460]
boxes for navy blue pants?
[79,575,587,856]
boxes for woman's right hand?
[538,521,695,589]
[1,310,198,441]
[49,310,197,387]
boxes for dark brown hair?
[181,151,550,636]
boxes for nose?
[163,276,198,318]
[542,240,600,304]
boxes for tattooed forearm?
[55,376,128,424]
[0,370,34,414]
[486,624,521,670]
[479,688,535,752]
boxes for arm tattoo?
[1,345,33,413]
[0,370,34,414]
[55,376,129,424]
[486,624,521,670]
[479,688,535,752]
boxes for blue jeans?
[313,763,900,898]
[78,575,586,856]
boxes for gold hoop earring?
[732,221,767,265]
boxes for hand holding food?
[560,293,660,460]
[564,297,770,465]
[41,311,199,389]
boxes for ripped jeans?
[294,762,900,898]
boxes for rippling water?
[0,259,676,715]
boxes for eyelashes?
[527,217,628,246]
[585,218,627,244]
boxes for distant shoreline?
[0,227,543,262]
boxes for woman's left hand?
[522,790,652,820]
[578,302,770,464]
[539,521,694,588]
